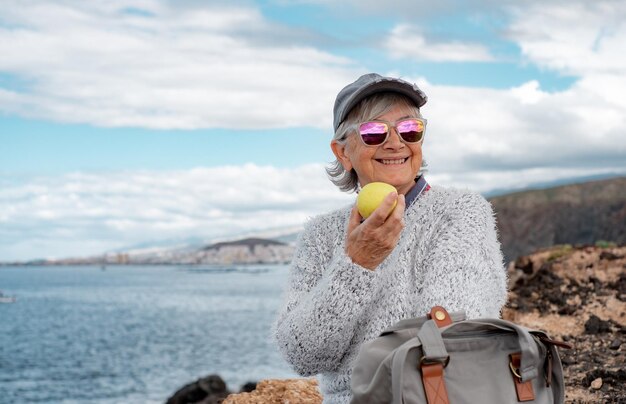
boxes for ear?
[331,140,353,172]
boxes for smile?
[376,157,408,165]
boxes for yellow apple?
[357,182,397,219]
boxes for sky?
[1,0,625,261]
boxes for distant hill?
[195,237,292,265]
[203,237,286,251]
[489,177,626,263]
[483,172,626,198]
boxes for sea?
[0,264,298,403]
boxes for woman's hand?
[345,192,406,270]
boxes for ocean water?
[0,265,298,403]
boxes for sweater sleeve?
[272,212,380,376]
[417,191,508,319]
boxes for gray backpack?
[350,306,572,404]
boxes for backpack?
[350,306,572,404]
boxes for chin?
[384,176,413,186]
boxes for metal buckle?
[420,356,450,368]
[509,361,522,380]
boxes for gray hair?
[326,92,427,193]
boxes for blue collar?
[404,175,430,209]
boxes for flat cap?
[333,73,428,131]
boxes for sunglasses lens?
[397,119,424,143]
[359,122,388,145]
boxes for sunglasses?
[358,118,426,146]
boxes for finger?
[380,193,405,231]
[347,203,363,234]
[366,191,398,226]
[393,193,406,218]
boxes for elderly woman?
[273,73,507,403]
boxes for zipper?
[443,330,512,339]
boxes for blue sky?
[1,0,625,261]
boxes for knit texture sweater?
[273,185,508,403]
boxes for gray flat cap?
[333,73,428,131]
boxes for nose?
[383,127,405,149]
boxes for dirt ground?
[503,244,625,403]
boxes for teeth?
[380,158,406,165]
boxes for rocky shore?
[503,244,625,403]
[167,244,625,403]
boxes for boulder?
[166,374,230,404]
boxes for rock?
[600,251,622,261]
[584,315,612,334]
[166,375,230,404]
[515,255,534,274]
[590,378,603,390]
[239,382,257,393]
[611,273,626,296]
[609,339,622,350]
[557,305,577,315]
[223,379,322,404]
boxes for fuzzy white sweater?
[273,185,508,403]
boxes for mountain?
[483,172,626,198]
[195,237,293,265]
[489,176,626,263]
[107,237,294,265]
[203,238,286,250]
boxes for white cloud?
[0,1,358,129]
[509,80,548,104]
[508,1,626,76]
[0,164,354,261]
[385,24,494,62]
[507,1,626,113]
[418,77,626,189]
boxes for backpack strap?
[419,307,452,404]
[421,363,449,404]
[510,352,536,401]
[390,308,453,404]
[391,337,422,404]
[464,319,541,382]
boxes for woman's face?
[331,103,424,195]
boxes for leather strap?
[531,331,573,388]
[532,332,574,350]
[545,350,553,387]
[381,311,465,335]
[428,306,453,328]
[420,307,452,404]
[421,363,450,404]
[510,353,535,402]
